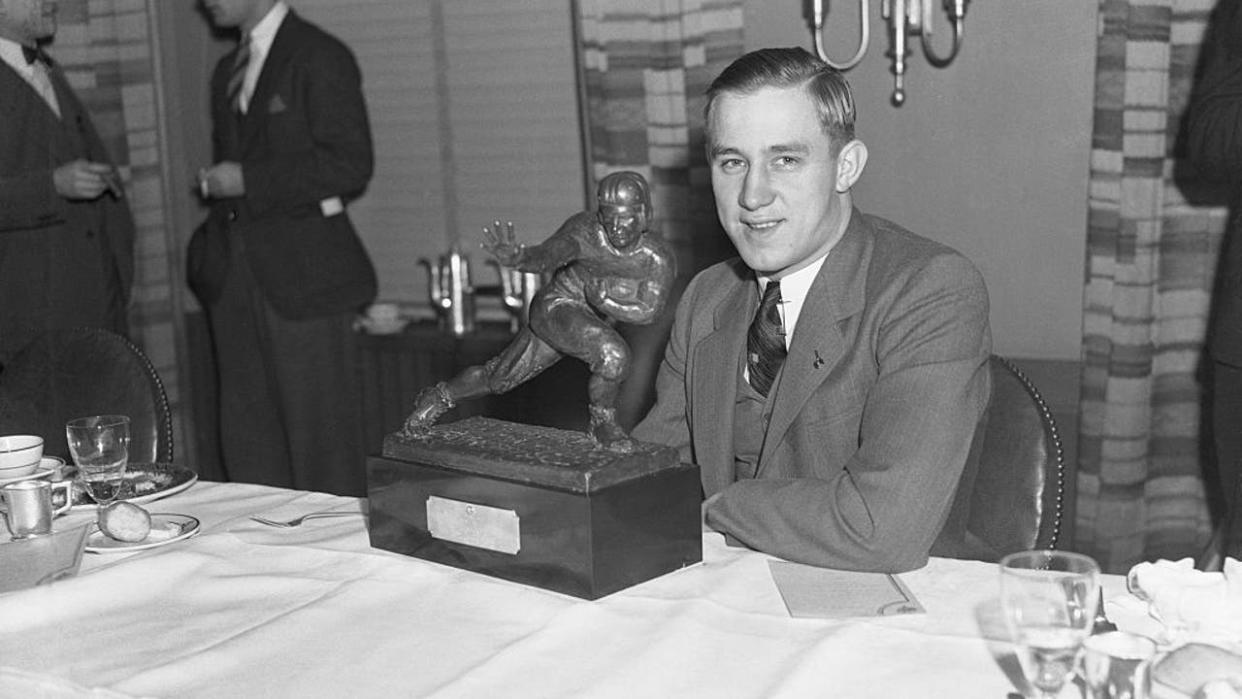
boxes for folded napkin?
[1126,557,1242,649]
[0,524,90,594]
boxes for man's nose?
[739,169,773,210]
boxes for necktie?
[747,280,787,397]
[21,45,46,65]
[227,37,250,113]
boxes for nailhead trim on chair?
[83,327,175,463]
[994,355,1066,550]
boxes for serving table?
[0,481,1134,698]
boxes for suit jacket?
[1185,0,1242,367]
[189,10,376,318]
[0,54,135,362]
[633,210,992,572]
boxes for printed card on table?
[768,560,926,619]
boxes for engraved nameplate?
[426,496,521,555]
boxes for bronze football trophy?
[367,172,701,599]
[400,171,676,453]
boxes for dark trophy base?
[366,416,702,600]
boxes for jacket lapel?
[692,275,754,495]
[0,58,57,124]
[758,210,871,469]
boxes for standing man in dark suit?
[193,0,376,496]
[633,48,992,572]
[0,0,134,367]
[1184,0,1242,564]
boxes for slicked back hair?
[705,47,856,155]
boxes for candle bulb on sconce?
[810,0,971,106]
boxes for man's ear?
[834,139,868,192]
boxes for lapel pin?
[813,350,824,369]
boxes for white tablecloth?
[0,481,1137,698]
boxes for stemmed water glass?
[65,415,131,517]
[999,549,1101,698]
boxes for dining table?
[0,479,1147,699]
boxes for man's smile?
[742,219,782,232]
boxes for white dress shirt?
[236,1,289,115]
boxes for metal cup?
[1082,630,1157,699]
[1,479,73,539]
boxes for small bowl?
[39,456,67,480]
[0,435,44,478]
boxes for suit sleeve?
[1185,1,1242,183]
[632,273,701,464]
[242,35,373,217]
[706,254,992,572]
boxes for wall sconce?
[811,0,971,105]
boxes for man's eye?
[717,158,744,173]
[774,156,799,168]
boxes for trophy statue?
[366,172,701,599]
[402,171,676,453]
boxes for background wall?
[161,0,1099,361]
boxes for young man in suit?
[633,48,993,573]
[193,0,376,496]
[0,0,134,367]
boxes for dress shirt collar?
[248,1,289,57]
[0,38,36,76]
[756,252,828,350]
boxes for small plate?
[85,513,200,553]
[66,463,198,512]
[0,467,52,486]
[356,317,410,335]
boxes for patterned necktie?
[227,36,251,113]
[747,280,787,397]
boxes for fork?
[250,511,358,528]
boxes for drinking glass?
[65,415,131,514]
[1082,631,1156,699]
[1000,549,1101,698]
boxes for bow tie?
[21,45,47,65]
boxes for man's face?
[707,85,858,278]
[200,0,262,30]
[0,0,57,44]
[598,204,646,250]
